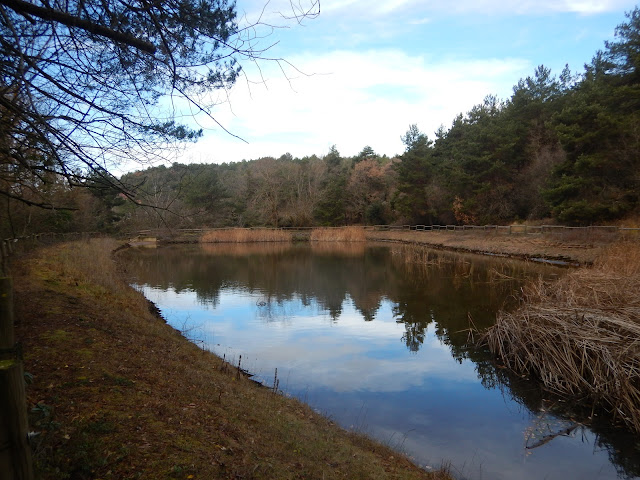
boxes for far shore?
[364,229,618,265]
[137,225,625,265]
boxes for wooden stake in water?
[273,368,278,393]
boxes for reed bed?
[390,244,449,266]
[310,226,366,242]
[483,242,640,432]
[200,228,292,243]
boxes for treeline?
[1,8,638,237]
[117,147,396,229]
[116,8,639,230]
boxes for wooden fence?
[128,224,640,240]
[369,223,640,235]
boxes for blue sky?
[175,0,639,165]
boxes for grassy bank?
[200,228,293,243]
[13,239,448,479]
[482,242,640,433]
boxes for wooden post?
[0,243,7,277]
[0,277,34,480]
[0,360,34,480]
[0,278,14,351]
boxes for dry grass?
[482,242,640,432]
[310,226,366,242]
[366,229,611,265]
[14,239,448,480]
[29,237,149,313]
[200,228,292,243]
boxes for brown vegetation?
[310,226,367,242]
[482,242,640,432]
[14,239,448,479]
[200,227,292,243]
[365,229,618,265]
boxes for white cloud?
[227,321,479,393]
[317,0,635,16]
[113,1,635,171]
[180,49,530,163]
[408,17,432,25]
[239,0,636,19]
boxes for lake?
[122,242,640,480]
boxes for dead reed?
[390,244,447,266]
[310,226,366,242]
[200,228,292,243]
[482,242,640,432]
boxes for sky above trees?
[175,0,639,165]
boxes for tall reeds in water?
[483,242,640,432]
[200,228,292,243]
[310,226,366,242]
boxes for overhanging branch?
[0,0,157,54]
[0,188,78,210]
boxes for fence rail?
[368,224,639,234]
[127,224,640,239]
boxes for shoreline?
[364,229,615,265]
[13,239,449,479]
[13,233,636,478]
[149,226,614,265]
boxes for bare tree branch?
[0,0,157,53]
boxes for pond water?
[122,242,640,480]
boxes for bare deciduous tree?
[0,0,319,213]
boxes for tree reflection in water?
[122,242,640,478]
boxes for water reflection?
[121,243,640,479]
[123,243,529,353]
